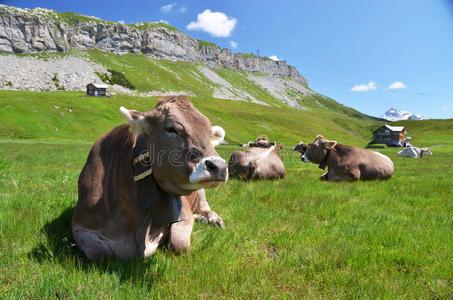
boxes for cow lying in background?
[240,136,276,148]
[228,144,285,180]
[398,147,432,158]
[72,96,228,261]
[302,135,394,181]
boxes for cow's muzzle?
[189,156,228,187]
[301,155,310,163]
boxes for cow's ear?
[325,140,337,149]
[211,126,225,147]
[120,106,148,134]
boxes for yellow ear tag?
[210,140,216,147]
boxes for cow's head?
[121,96,228,195]
[255,136,270,147]
[292,141,309,154]
[301,135,337,163]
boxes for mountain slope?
[0,5,304,82]
[0,91,382,146]
[0,4,384,139]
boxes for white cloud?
[269,55,279,61]
[229,41,238,49]
[118,20,125,24]
[158,19,169,24]
[187,9,237,37]
[351,81,377,92]
[388,81,407,89]
[161,3,175,13]
[177,6,187,14]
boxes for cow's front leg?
[169,216,194,254]
[195,189,225,228]
[194,210,225,228]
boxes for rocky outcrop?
[0,55,106,91]
[0,5,307,84]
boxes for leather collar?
[133,134,185,227]
[319,148,331,170]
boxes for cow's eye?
[165,126,178,135]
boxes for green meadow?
[0,91,452,298]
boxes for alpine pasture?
[0,91,452,298]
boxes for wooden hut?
[373,125,407,146]
[86,83,108,96]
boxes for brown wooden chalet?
[373,125,407,146]
[86,83,108,96]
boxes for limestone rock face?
[0,55,107,91]
[0,5,307,84]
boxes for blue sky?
[3,0,453,119]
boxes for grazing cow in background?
[302,135,394,181]
[228,144,285,180]
[292,141,309,154]
[240,136,276,148]
[398,147,432,158]
[72,96,228,261]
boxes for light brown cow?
[228,145,286,180]
[72,96,228,261]
[302,135,394,181]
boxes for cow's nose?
[189,156,228,184]
[291,147,296,151]
[205,158,228,178]
[301,155,310,163]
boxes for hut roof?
[87,83,109,89]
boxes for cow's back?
[72,125,142,245]
[228,147,285,180]
[332,145,393,180]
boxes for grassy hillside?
[391,119,453,146]
[84,50,382,115]
[1,47,385,120]
[0,90,382,146]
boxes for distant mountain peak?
[381,107,430,121]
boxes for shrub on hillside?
[96,69,135,90]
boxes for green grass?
[127,22,179,32]
[197,40,218,48]
[0,50,67,61]
[240,53,259,58]
[0,91,380,146]
[0,91,452,298]
[86,50,214,96]
[391,119,453,146]
[0,140,451,298]
[58,12,115,25]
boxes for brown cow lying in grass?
[302,135,394,181]
[239,136,276,148]
[228,144,285,180]
[72,96,228,261]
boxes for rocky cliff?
[0,5,307,84]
